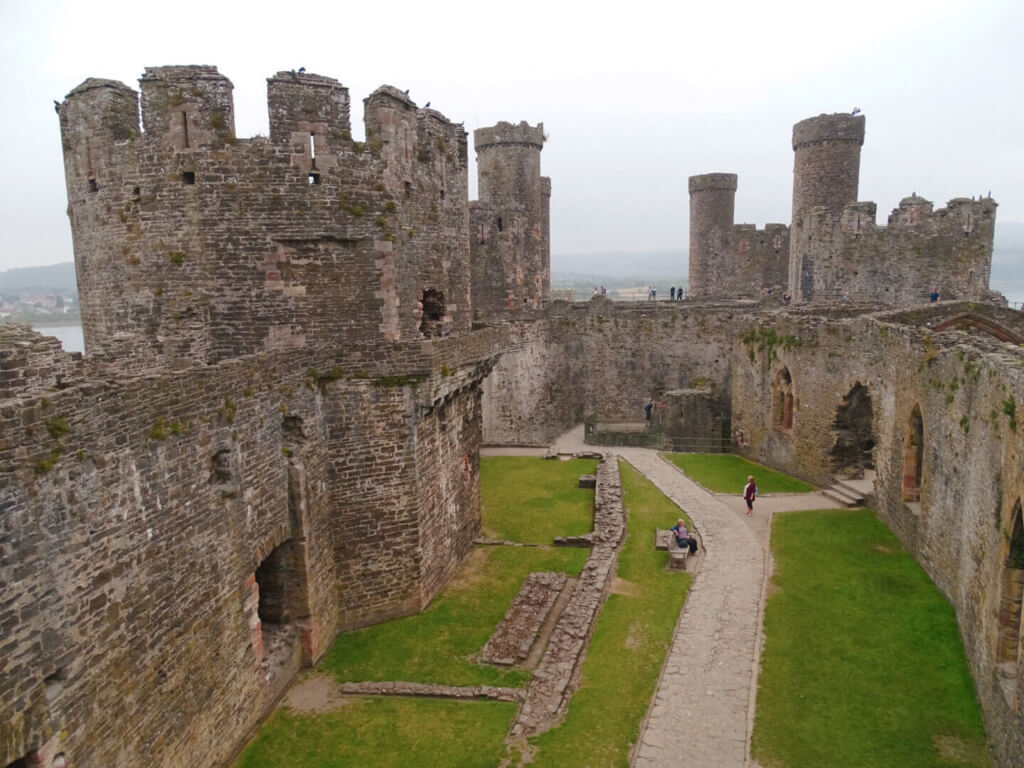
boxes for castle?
[0,64,1021,768]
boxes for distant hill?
[0,262,77,294]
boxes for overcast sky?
[0,0,1020,273]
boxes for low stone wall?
[510,454,625,737]
[337,681,524,704]
[480,572,567,665]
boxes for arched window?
[773,367,794,430]
[997,500,1024,709]
[901,406,924,502]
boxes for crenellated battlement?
[688,172,738,194]
[474,120,545,150]
[57,66,474,373]
[792,113,865,150]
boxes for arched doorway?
[901,406,924,502]
[997,500,1024,709]
[773,367,794,430]
[830,382,875,478]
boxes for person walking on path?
[743,475,757,516]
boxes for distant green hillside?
[0,262,77,294]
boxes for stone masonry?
[1,64,529,768]
[3,73,1022,768]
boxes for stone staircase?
[822,470,876,508]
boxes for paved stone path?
[620,448,766,768]
[552,426,767,767]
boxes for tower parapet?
[470,121,549,320]
[57,66,472,374]
[139,65,236,149]
[791,113,865,219]
[787,112,995,304]
[688,173,787,299]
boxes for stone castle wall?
[58,68,471,374]
[787,113,996,304]
[0,327,501,768]
[1,63,520,768]
[688,173,789,299]
[729,303,1024,767]
[482,298,746,445]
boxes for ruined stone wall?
[58,68,470,374]
[482,298,747,444]
[482,306,584,445]
[0,320,504,768]
[470,122,549,321]
[688,173,789,299]
[730,302,1024,767]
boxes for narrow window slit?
[182,111,190,148]
[182,171,196,185]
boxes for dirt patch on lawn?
[932,732,989,766]
[448,547,491,591]
[611,577,640,597]
[284,673,349,713]
[764,580,782,599]
[873,543,894,554]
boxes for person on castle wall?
[842,291,850,302]
[783,292,791,306]
[601,285,607,295]
[930,287,940,303]
[743,475,757,517]
[670,518,699,555]
[644,398,654,425]
[670,286,676,301]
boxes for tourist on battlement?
[670,286,676,301]
[930,287,940,303]
[670,518,699,555]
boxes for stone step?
[835,478,871,499]
[822,486,862,507]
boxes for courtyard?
[233,432,990,767]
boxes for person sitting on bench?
[670,518,698,555]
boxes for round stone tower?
[472,122,549,313]
[791,113,865,218]
[688,173,737,298]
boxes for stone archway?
[997,500,1024,709]
[829,382,875,478]
[901,405,924,502]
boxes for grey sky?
[0,0,1020,272]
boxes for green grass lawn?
[320,545,588,688]
[752,509,990,768]
[235,697,516,768]
[481,456,598,544]
[664,452,813,494]
[528,461,691,767]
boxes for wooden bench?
[655,528,690,571]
